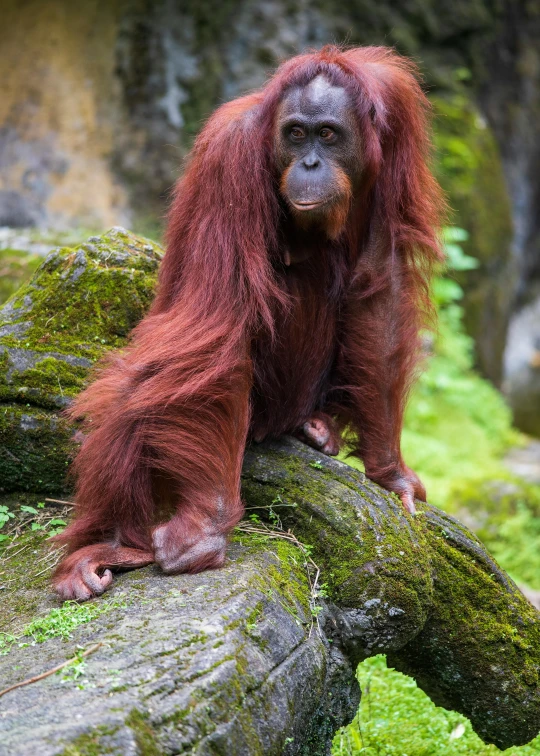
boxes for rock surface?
[0,532,358,756]
[243,439,540,750]
[0,228,162,493]
[506,440,540,486]
[1,439,539,753]
[504,291,540,437]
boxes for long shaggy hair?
[54,46,445,582]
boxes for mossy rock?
[0,228,162,493]
[432,94,515,385]
[0,506,359,756]
[2,440,539,753]
[0,247,42,306]
[242,438,540,750]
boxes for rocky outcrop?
[243,438,540,750]
[431,95,515,386]
[1,1,132,230]
[1,438,540,753]
[0,0,511,232]
[0,228,162,493]
[478,0,540,430]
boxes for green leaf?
[20,505,39,515]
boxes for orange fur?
[53,46,445,599]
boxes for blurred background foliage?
[1,1,540,753]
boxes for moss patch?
[125,709,161,756]
[432,94,514,383]
[0,403,75,494]
[0,247,42,306]
[0,228,162,406]
[243,447,432,606]
[60,726,120,756]
[1,596,127,655]
[0,228,162,492]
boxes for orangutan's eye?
[290,126,306,140]
[320,128,335,141]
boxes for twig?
[36,547,62,564]
[2,543,29,560]
[44,498,75,507]
[244,504,298,510]
[33,551,63,578]
[0,643,102,699]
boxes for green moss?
[243,448,432,615]
[14,357,89,406]
[1,595,127,654]
[160,707,191,726]
[433,96,512,267]
[0,497,129,639]
[125,709,161,756]
[174,0,244,141]
[0,402,75,493]
[0,516,59,629]
[0,228,162,493]
[0,247,41,306]
[432,94,514,382]
[25,597,126,641]
[60,726,119,756]
[448,475,540,591]
[243,442,540,747]
[0,230,161,372]
[384,509,540,748]
[233,528,314,624]
[267,539,311,616]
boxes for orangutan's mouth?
[290,200,326,211]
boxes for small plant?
[59,647,88,685]
[0,501,69,546]
[0,505,15,541]
[0,597,126,655]
[236,517,324,635]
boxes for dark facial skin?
[275,75,363,236]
